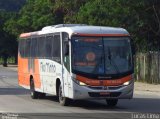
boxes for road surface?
[0,65,160,119]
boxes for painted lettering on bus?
[40,62,56,73]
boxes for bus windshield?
[71,36,133,76]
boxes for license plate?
[100,92,110,95]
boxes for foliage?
[5,0,55,36]
[0,0,25,63]
[51,0,88,23]
[1,0,160,61]
[0,10,17,58]
[74,0,160,52]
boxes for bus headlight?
[72,78,87,86]
[123,74,134,86]
[123,81,130,86]
[123,79,134,86]
[79,81,87,86]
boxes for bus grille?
[87,86,123,90]
[88,92,121,97]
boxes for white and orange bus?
[18,24,134,106]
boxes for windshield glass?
[71,36,132,75]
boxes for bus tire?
[30,79,39,99]
[58,84,70,106]
[106,99,118,107]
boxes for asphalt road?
[0,66,160,119]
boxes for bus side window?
[30,38,37,58]
[37,37,41,58]
[22,40,25,57]
[46,36,52,58]
[62,32,70,72]
[52,34,61,63]
[19,40,25,57]
[25,38,31,58]
[38,36,46,58]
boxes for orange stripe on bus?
[18,54,23,86]
[76,75,132,86]
[34,59,41,88]
[18,54,41,89]
[74,33,130,37]
[18,54,29,86]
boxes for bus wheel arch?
[30,75,33,83]
[56,78,70,106]
[30,76,38,99]
[30,75,34,90]
[56,78,61,96]
[29,75,46,99]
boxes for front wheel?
[106,99,118,107]
[58,84,70,106]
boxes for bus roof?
[19,24,130,38]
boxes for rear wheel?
[30,79,38,99]
[58,84,70,106]
[106,99,118,107]
[30,79,45,99]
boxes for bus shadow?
[44,95,59,102]
[69,99,120,109]
[43,95,160,113]
[26,93,160,113]
[68,98,160,113]
[0,87,30,95]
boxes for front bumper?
[71,80,134,100]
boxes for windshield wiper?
[107,47,120,74]
[93,54,105,74]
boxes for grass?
[0,57,16,64]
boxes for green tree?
[0,10,18,66]
[3,0,160,56]
[5,0,55,36]
[75,0,160,51]
[51,0,88,23]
